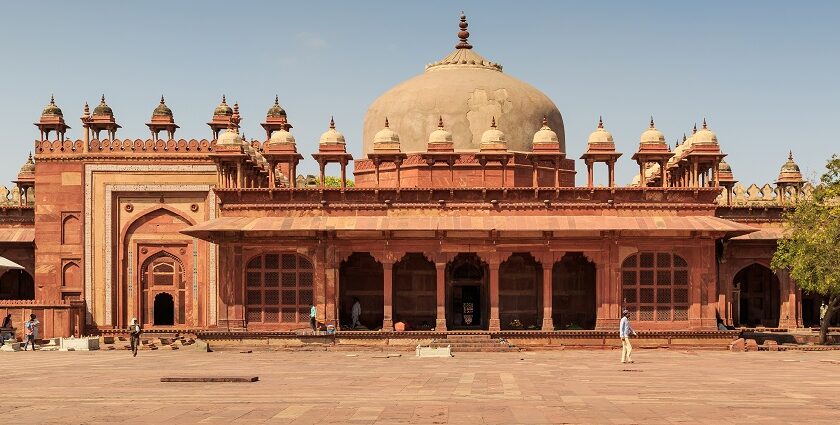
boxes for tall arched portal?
[734,264,780,328]
[552,253,596,330]
[340,253,383,330]
[393,253,436,330]
[499,253,542,330]
[446,253,488,330]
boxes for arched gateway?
[734,264,780,328]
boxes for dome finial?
[649,116,655,129]
[692,123,697,134]
[456,12,472,49]
[83,102,90,117]
[438,116,444,128]
[491,116,497,129]
[329,116,335,129]
[229,102,240,130]
[683,133,687,142]
[274,94,279,105]
[384,117,390,128]
[789,150,793,160]
[100,94,106,104]
[542,115,549,127]
[160,95,165,104]
[702,118,708,129]
[598,116,604,129]
[50,94,55,104]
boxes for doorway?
[447,253,488,330]
[154,293,175,326]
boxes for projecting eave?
[182,215,757,242]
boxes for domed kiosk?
[362,14,565,154]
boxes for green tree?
[772,155,840,344]
[324,176,354,188]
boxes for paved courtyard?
[5,347,839,424]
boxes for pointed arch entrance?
[393,253,436,329]
[499,253,542,330]
[552,253,596,330]
[339,253,384,330]
[153,292,175,325]
[734,264,780,327]
[122,207,195,328]
[140,251,187,327]
[446,253,488,330]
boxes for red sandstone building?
[0,16,830,340]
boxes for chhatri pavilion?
[0,15,830,342]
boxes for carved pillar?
[318,160,326,188]
[322,244,338,328]
[340,160,347,189]
[382,261,394,331]
[540,253,554,331]
[435,262,447,331]
[586,159,594,188]
[777,268,800,328]
[638,162,646,188]
[488,256,501,332]
[608,160,616,188]
[595,239,620,330]
[660,161,668,188]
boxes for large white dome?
[362,15,564,155]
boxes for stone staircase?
[429,334,521,352]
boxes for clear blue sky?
[2,0,837,186]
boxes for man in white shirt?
[619,309,638,363]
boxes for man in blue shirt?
[619,309,638,363]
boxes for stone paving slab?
[4,348,839,424]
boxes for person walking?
[620,309,638,364]
[350,298,362,329]
[129,317,142,357]
[310,304,317,332]
[23,314,40,351]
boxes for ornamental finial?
[456,12,472,49]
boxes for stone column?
[488,257,501,332]
[541,253,554,331]
[608,160,616,188]
[435,262,447,331]
[586,159,594,188]
[778,269,800,328]
[595,240,620,330]
[382,261,394,331]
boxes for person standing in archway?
[351,298,362,329]
[129,317,142,357]
[23,314,39,351]
[620,310,638,364]
[310,304,317,333]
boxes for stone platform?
[3,349,840,423]
[195,330,741,352]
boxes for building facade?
[0,15,830,338]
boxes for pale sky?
[1,0,837,186]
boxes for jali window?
[246,253,313,324]
[621,252,689,321]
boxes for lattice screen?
[621,252,690,322]
[245,253,314,324]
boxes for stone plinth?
[416,344,452,358]
[59,337,100,351]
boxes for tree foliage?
[324,176,354,188]
[772,155,840,343]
